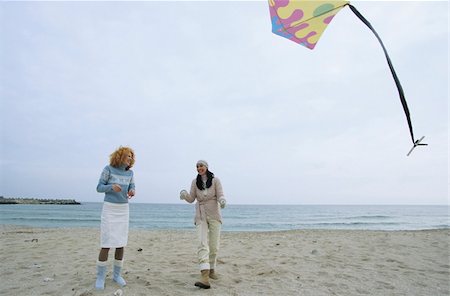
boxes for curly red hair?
[109,146,135,170]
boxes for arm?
[128,173,135,198]
[215,178,224,199]
[215,178,227,208]
[96,166,113,193]
[180,180,196,203]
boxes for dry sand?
[1,225,448,296]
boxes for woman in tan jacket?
[180,160,227,289]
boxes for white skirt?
[100,202,129,248]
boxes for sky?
[0,1,448,205]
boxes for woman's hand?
[219,198,227,209]
[128,189,135,199]
[180,190,188,200]
[112,184,122,192]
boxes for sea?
[0,203,448,232]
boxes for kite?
[268,0,427,156]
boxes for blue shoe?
[95,261,108,290]
[113,260,127,287]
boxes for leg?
[115,247,124,260]
[196,221,210,271]
[113,247,126,287]
[194,221,211,289]
[98,248,110,262]
[95,248,110,290]
[208,220,221,279]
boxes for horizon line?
[78,201,449,206]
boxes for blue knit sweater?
[97,165,135,204]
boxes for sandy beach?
[1,225,448,296]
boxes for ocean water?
[0,203,448,231]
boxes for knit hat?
[196,160,209,168]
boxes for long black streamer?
[347,4,419,145]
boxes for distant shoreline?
[0,197,80,205]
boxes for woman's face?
[196,164,207,176]
[122,152,133,166]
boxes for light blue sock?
[113,259,126,287]
[95,261,108,290]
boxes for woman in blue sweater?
[94,146,136,290]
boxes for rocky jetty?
[0,196,81,205]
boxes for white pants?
[196,218,221,270]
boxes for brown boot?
[194,269,211,289]
[209,269,218,280]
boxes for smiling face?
[196,163,207,176]
[122,151,133,167]
[110,147,135,169]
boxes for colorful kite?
[268,0,427,155]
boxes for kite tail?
[347,4,416,145]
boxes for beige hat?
[196,160,208,168]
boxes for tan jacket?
[185,177,225,225]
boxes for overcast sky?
[1,1,448,205]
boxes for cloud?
[1,1,448,204]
